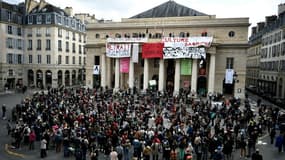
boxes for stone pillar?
[158,59,165,92]
[174,59,181,95]
[143,59,149,91]
[42,70,46,88]
[208,54,216,94]
[52,70,58,88]
[129,58,134,89]
[101,54,106,89]
[114,58,120,92]
[191,59,198,93]
[106,57,111,88]
[62,70,65,87]
[33,70,37,87]
[69,70,72,86]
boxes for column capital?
[207,46,216,55]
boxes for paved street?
[0,90,285,159]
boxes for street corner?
[5,144,25,158]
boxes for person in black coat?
[251,149,263,160]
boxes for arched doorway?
[27,70,34,87]
[36,70,43,88]
[45,70,52,88]
[58,70,63,87]
[65,70,70,86]
[72,70,76,85]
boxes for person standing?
[29,130,36,150]
[40,138,47,158]
[2,104,6,120]
[110,148,119,160]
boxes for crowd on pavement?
[3,86,285,160]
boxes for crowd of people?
[4,86,284,160]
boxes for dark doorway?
[197,76,207,96]
[223,78,234,95]
[166,60,175,93]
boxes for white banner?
[162,37,213,59]
[107,38,148,43]
[163,47,206,59]
[225,69,234,84]
[132,43,139,63]
[106,43,131,58]
[93,65,100,75]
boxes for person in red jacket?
[29,130,36,150]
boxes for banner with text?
[93,65,100,75]
[162,37,213,59]
[132,43,139,63]
[142,43,164,59]
[180,59,192,75]
[106,43,131,58]
[120,58,130,73]
[225,69,234,84]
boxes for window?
[58,28,62,37]
[201,32,207,37]
[72,43,76,53]
[7,11,12,21]
[66,42,69,52]
[58,40,62,51]
[46,39,51,50]
[37,39,41,50]
[228,31,235,37]
[17,54,22,64]
[27,28,32,37]
[17,27,22,36]
[7,54,13,64]
[79,45,82,54]
[8,25,12,34]
[17,39,22,50]
[226,57,234,69]
[132,33,138,38]
[37,15,42,24]
[64,17,68,26]
[72,32,76,40]
[28,40,32,50]
[29,55,33,64]
[6,38,13,48]
[66,31,69,39]
[46,55,51,64]
[46,28,50,36]
[58,55,62,64]
[36,28,41,37]
[179,32,185,37]
[79,56,82,65]
[65,56,69,64]
[56,15,62,24]
[94,56,100,65]
[28,15,33,24]
[115,33,121,38]
[46,14,51,24]
[72,56,75,64]
[8,69,13,76]
[37,55,42,64]
[83,57,86,65]
[79,34,82,42]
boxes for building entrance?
[166,60,175,93]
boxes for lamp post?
[81,64,85,86]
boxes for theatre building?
[86,1,249,98]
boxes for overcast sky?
[6,0,285,27]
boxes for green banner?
[181,59,192,75]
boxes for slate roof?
[30,4,68,16]
[130,0,207,18]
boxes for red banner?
[142,43,164,59]
[120,58,130,73]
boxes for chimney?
[64,7,73,17]
[265,15,277,26]
[251,27,257,35]
[257,22,265,32]
[278,3,285,15]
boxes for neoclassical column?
[174,59,181,94]
[114,58,120,92]
[143,59,149,91]
[101,54,106,89]
[158,59,165,92]
[33,70,37,87]
[208,54,216,94]
[42,70,46,88]
[62,70,65,87]
[52,70,58,88]
[191,59,198,93]
[129,58,134,89]
[106,57,111,88]
[69,70,72,86]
